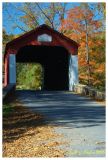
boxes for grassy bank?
[3,104,13,116]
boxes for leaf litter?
[3,105,66,157]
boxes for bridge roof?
[4,24,79,58]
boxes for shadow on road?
[15,90,105,127]
[3,90,105,143]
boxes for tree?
[60,4,105,90]
[36,3,67,29]
[16,63,43,90]
[3,3,105,91]
[3,3,67,32]
[2,29,14,54]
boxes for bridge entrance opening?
[16,63,44,90]
[16,45,69,90]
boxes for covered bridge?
[4,24,79,91]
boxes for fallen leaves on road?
[3,105,65,157]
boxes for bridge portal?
[4,24,79,91]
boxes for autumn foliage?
[60,6,105,91]
[3,3,105,91]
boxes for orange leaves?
[60,5,105,89]
[89,61,96,66]
[68,7,84,20]
[95,63,105,73]
[80,42,85,48]
[79,74,94,81]
[60,6,102,39]
[93,80,101,85]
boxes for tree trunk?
[85,19,91,86]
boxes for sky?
[2,2,103,35]
[2,2,81,35]
[3,3,26,35]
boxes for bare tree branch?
[36,3,54,28]
[4,5,27,33]
[12,3,39,28]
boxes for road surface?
[15,90,105,157]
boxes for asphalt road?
[15,90,105,157]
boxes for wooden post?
[69,55,79,91]
[9,54,16,84]
[4,55,9,86]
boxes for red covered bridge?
[4,24,79,91]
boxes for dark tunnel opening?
[16,45,69,90]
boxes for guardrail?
[73,84,105,101]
